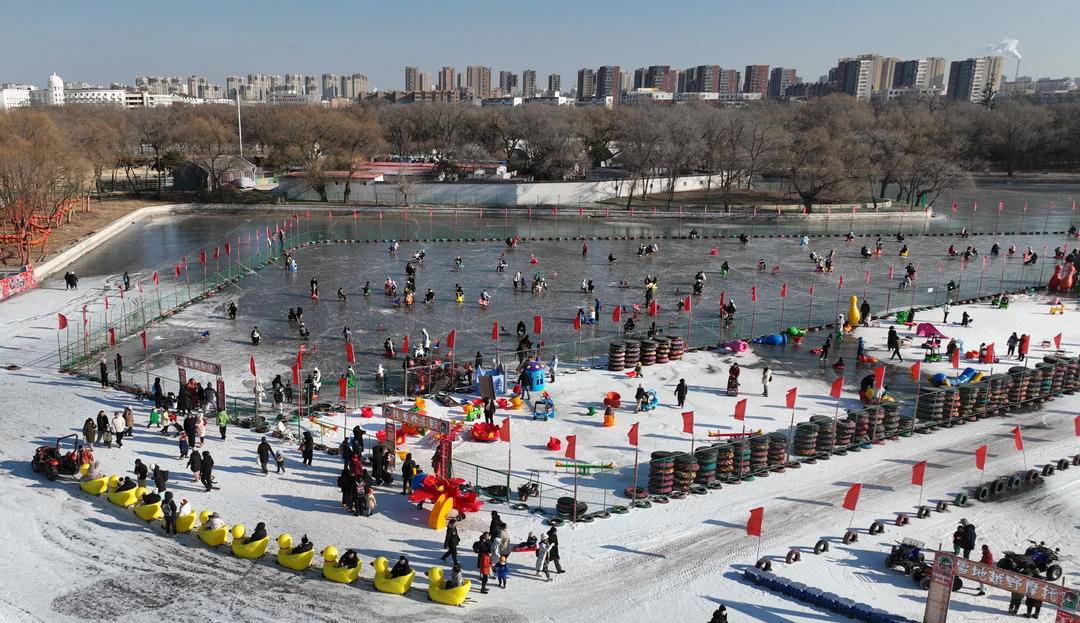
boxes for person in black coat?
[338,468,356,509]
[133,459,148,486]
[246,521,267,544]
[162,491,178,535]
[546,526,565,573]
[441,518,460,565]
[199,451,215,491]
[301,431,314,466]
[257,437,272,474]
[351,425,365,454]
[177,388,190,416]
[187,450,202,483]
[488,511,502,539]
[960,518,976,559]
[674,378,688,408]
[152,378,164,409]
[114,352,123,385]
[152,464,168,492]
[99,358,109,388]
[183,415,198,449]
[483,398,496,425]
[401,453,418,494]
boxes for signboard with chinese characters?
[925,552,1078,623]
[382,404,453,476]
[924,553,954,623]
[175,355,223,377]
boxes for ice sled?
[79,476,108,496]
[276,534,314,571]
[230,525,268,559]
[427,566,471,606]
[372,556,415,595]
[321,546,361,584]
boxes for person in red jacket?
[977,544,993,595]
[478,542,493,594]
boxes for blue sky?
[4,0,1075,89]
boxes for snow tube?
[79,476,108,496]
[546,437,561,451]
[322,547,361,584]
[427,567,471,605]
[930,373,950,387]
[360,406,375,418]
[857,355,878,364]
[134,500,163,522]
[470,422,500,442]
[231,525,269,559]
[372,556,415,595]
[752,334,787,346]
[276,534,314,571]
[198,522,229,547]
[107,485,139,509]
[953,367,978,385]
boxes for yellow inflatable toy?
[847,295,861,328]
[79,476,108,496]
[321,546,361,584]
[197,511,229,547]
[427,494,454,530]
[426,566,471,606]
[371,556,415,594]
[276,534,314,571]
[176,511,197,534]
[510,396,523,410]
[107,477,139,508]
[230,524,269,559]
[134,499,163,522]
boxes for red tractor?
[31,434,91,481]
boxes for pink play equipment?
[914,323,948,339]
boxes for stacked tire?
[986,374,1010,415]
[668,336,685,360]
[834,418,855,450]
[623,340,640,371]
[556,496,588,519]
[1007,366,1029,411]
[654,337,671,364]
[672,454,698,492]
[849,410,870,447]
[731,439,752,481]
[694,446,718,485]
[793,422,818,458]
[1034,363,1054,403]
[608,342,625,372]
[811,416,836,458]
[767,433,788,472]
[749,435,770,476]
[715,444,735,482]
[916,387,945,429]
[882,403,900,438]
[648,452,675,495]
[942,388,960,426]
[640,340,657,367]
[867,407,885,444]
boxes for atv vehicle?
[31,434,90,481]
[886,538,926,575]
[999,541,1062,580]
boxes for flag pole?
[750,290,758,338]
[806,287,815,329]
[631,441,640,510]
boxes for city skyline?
[3,0,1077,91]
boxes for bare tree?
[172,106,238,193]
[327,106,385,204]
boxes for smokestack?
[986,38,1022,81]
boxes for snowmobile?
[31,434,90,481]
[885,538,926,575]
[999,542,1062,580]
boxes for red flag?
[750,286,757,302]
[873,365,886,390]
[809,283,815,296]
[1019,334,1030,357]
[911,460,927,486]
[733,399,747,421]
[573,314,581,331]
[499,417,511,442]
[719,291,725,310]
[780,283,788,298]
[491,322,499,340]
[403,335,410,353]
[225,242,231,256]
[628,422,639,447]
[612,306,622,323]
[199,250,206,265]
[104,296,109,310]
[647,300,658,317]
[1012,425,1024,451]
[446,330,456,350]
[830,376,843,398]
[212,247,219,260]
[291,362,301,385]
[140,330,147,350]
[842,483,862,511]
[785,387,797,409]
[838,274,844,289]
[910,361,921,383]
[533,315,543,334]
[950,349,960,369]
[57,313,68,330]
[345,341,355,364]
[746,507,764,537]
[564,435,576,459]
[1074,414,1080,437]
[975,445,988,470]
[119,287,124,300]
[888,266,894,279]
[174,264,181,278]
[248,355,256,376]
[1053,333,1062,349]
[683,296,692,312]
[107,327,116,346]
[339,376,348,400]
[984,343,995,363]
[681,411,694,433]
[998,201,1004,212]
[951,202,958,213]
[152,271,159,285]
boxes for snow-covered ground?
[1,228,1078,622]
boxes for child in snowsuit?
[494,556,509,588]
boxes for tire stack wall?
[916,388,944,428]
[731,439,751,480]
[867,406,885,443]
[668,336,685,361]
[1034,363,1054,403]
[882,403,900,438]
[767,432,788,472]
[943,388,961,425]
[623,341,640,370]
[654,337,671,364]
[1008,367,1029,411]
[672,454,698,492]
[812,416,836,456]
[608,342,625,372]
[987,375,1009,416]
[957,385,979,422]
[835,418,855,449]
[749,435,770,476]
[694,446,718,485]
[849,410,870,445]
[715,443,734,482]
[1047,359,1066,396]
[640,340,657,367]
[793,422,818,458]
[648,452,675,496]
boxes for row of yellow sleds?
[75,470,471,605]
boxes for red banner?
[746,507,764,537]
[912,460,927,486]
[140,331,147,350]
[683,296,692,312]
[830,376,844,398]
[108,327,116,346]
[564,435,576,459]
[491,322,499,340]
[910,361,921,383]
[499,417,511,442]
[612,306,621,323]
[446,330,456,350]
[785,387,797,409]
[681,411,694,433]
[534,315,543,334]
[57,313,68,330]
[249,355,256,376]
[873,365,886,390]
[339,376,347,400]
[628,422,639,447]
[1012,425,1024,451]
[345,342,355,364]
[733,399,747,421]
[842,483,862,511]
[975,445,988,471]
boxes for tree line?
[2,95,1079,218]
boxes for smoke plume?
[987,38,1022,60]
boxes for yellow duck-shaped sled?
[230,524,269,559]
[276,534,314,571]
[133,496,163,522]
[321,546,361,584]
[426,566,471,606]
[371,556,415,595]
[197,511,229,547]
[176,509,197,534]
[106,476,139,508]
[80,475,108,496]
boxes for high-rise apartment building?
[321,73,338,99]
[595,65,622,100]
[633,65,678,92]
[225,76,245,99]
[498,70,518,95]
[719,69,741,96]
[743,65,769,95]
[465,65,492,98]
[767,67,797,98]
[830,54,885,101]
[576,68,595,100]
[681,65,722,92]
[547,73,561,93]
[304,76,319,97]
[418,72,432,92]
[437,66,456,92]
[284,74,304,93]
[878,58,899,92]
[893,57,946,90]
[521,69,537,98]
[340,73,369,98]
[246,74,273,101]
[404,66,421,92]
[947,56,1004,103]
